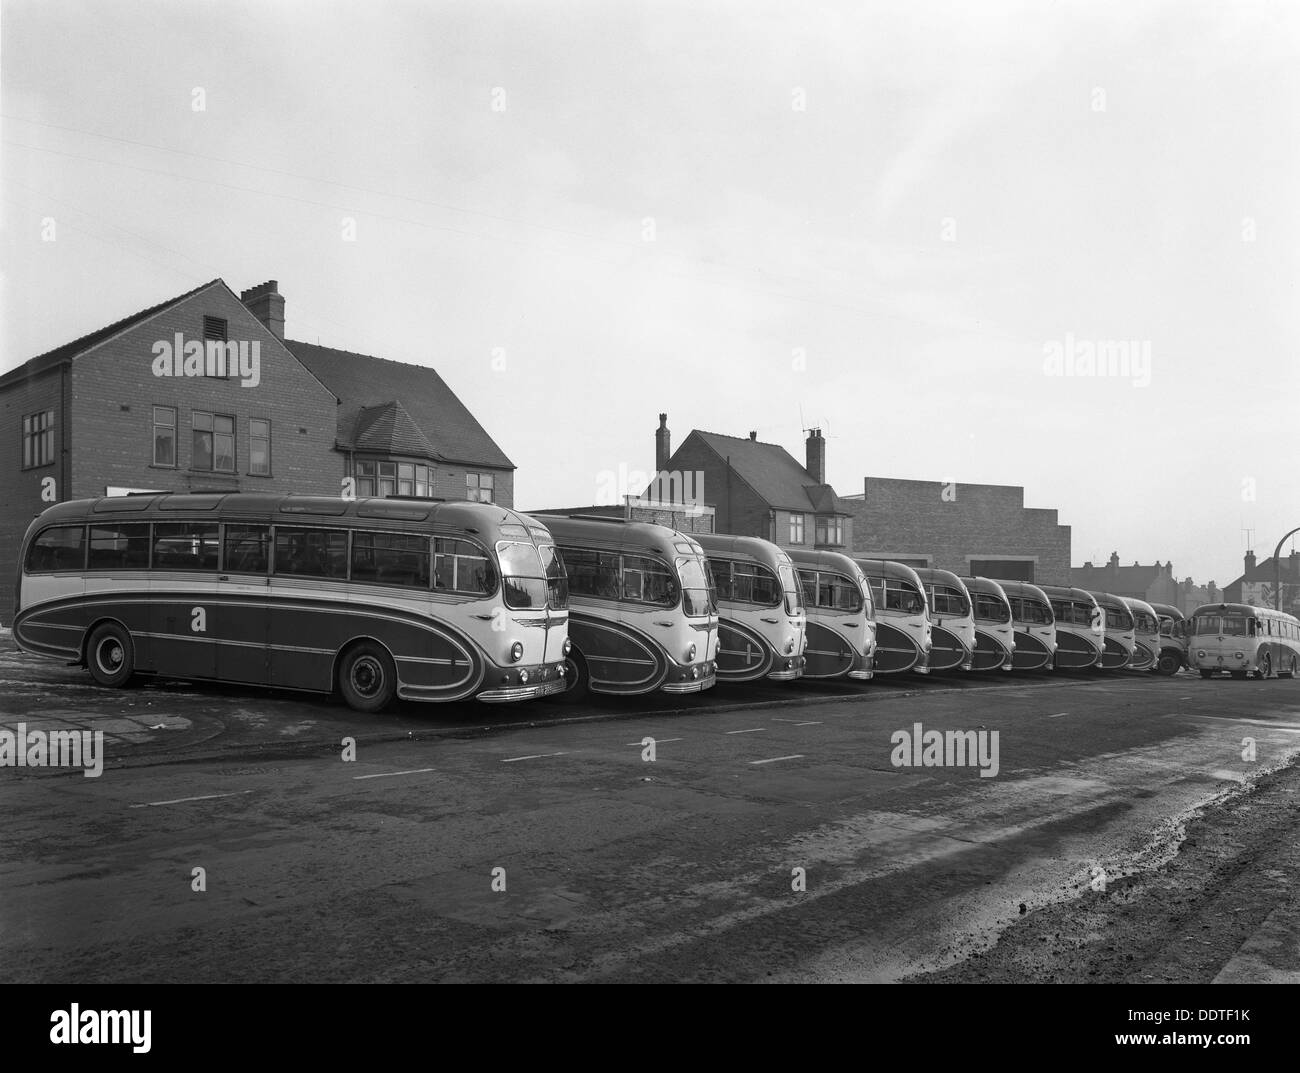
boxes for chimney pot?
[240,279,285,339]
[748,431,757,441]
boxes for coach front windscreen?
[675,552,717,617]
[497,539,568,610]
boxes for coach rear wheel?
[1258,655,1272,680]
[338,642,397,713]
[1286,656,1299,679]
[86,622,135,688]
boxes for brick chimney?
[806,428,826,484]
[655,413,671,474]
[1108,551,1120,569]
[1244,549,1257,573]
[241,280,285,339]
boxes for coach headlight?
[1197,650,1206,659]
[1235,651,1244,659]
[510,641,524,663]
[519,669,529,683]
[562,638,572,657]
[686,642,697,662]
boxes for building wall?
[844,477,1072,584]
[0,365,68,621]
[69,285,340,502]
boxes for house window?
[193,411,235,473]
[22,410,55,468]
[356,459,431,498]
[815,516,843,545]
[249,419,270,476]
[466,472,494,503]
[789,513,805,544]
[153,406,176,467]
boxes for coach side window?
[26,526,86,572]
[275,527,348,578]
[88,524,151,570]
[153,524,219,571]
[352,531,431,589]
[561,547,619,600]
[433,537,495,595]
[224,525,270,574]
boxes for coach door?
[148,522,220,681]
[216,524,272,685]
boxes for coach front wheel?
[553,650,590,704]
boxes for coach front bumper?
[661,661,717,693]
[477,660,569,703]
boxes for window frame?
[192,410,236,474]
[21,409,56,470]
[152,405,177,468]
[248,418,271,477]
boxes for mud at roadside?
[908,757,1300,983]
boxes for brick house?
[0,278,514,622]
[646,415,852,551]
[1223,548,1300,615]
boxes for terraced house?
[0,278,514,622]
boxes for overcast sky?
[3,0,1297,585]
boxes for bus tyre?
[554,650,590,704]
[1156,652,1181,676]
[86,622,135,688]
[1286,656,1299,679]
[338,643,397,713]
[1258,655,1271,680]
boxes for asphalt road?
[2,640,1298,983]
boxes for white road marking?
[794,721,822,726]
[726,728,765,735]
[624,738,683,745]
[129,790,254,808]
[1047,712,1069,718]
[352,767,437,780]
[501,752,568,762]
[749,754,804,765]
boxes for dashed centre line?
[624,738,683,746]
[129,790,255,808]
[501,752,568,763]
[352,767,437,780]
[749,755,804,765]
[726,728,766,735]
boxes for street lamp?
[1272,527,1300,611]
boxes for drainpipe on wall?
[60,363,70,501]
